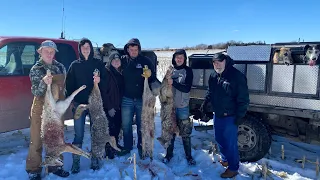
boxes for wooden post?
[302,156,306,169]
[262,163,267,180]
[281,145,284,160]
[134,153,137,180]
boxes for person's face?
[213,59,226,74]
[111,58,121,69]
[127,45,139,58]
[81,43,91,60]
[175,54,185,66]
[38,47,55,64]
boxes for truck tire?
[238,115,271,162]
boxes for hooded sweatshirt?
[171,49,194,108]
[204,54,250,119]
[121,38,157,99]
[65,38,106,104]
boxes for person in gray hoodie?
[162,49,196,165]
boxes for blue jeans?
[176,106,190,120]
[214,116,239,171]
[121,96,142,151]
[72,102,91,146]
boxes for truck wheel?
[238,115,271,162]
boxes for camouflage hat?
[39,40,59,52]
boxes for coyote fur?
[74,69,120,159]
[141,65,158,159]
[157,65,179,149]
[40,69,91,167]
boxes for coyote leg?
[74,104,88,120]
[56,85,86,115]
[63,143,91,159]
[107,136,121,151]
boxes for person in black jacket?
[65,38,107,173]
[200,53,249,178]
[101,51,125,159]
[119,38,157,158]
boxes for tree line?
[159,40,266,51]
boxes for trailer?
[188,42,320,162]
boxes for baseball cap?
[212,53,227,62]
[39,40,59,52]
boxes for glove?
[108,108,116,117]
[141,66,152,78]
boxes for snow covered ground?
[1,99,320,180]
[1,49,320,179]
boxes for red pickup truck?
[0,36,158,133]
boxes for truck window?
[55,43,77,70]
[0,43,38,76]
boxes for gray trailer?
[188,42,320,162]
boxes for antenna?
[60,0,65,39]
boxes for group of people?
[25,36,249,180]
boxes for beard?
[214,68,224,74]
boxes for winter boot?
[71,144,81,174]
[90,157,101,170]
[48,166,70,178]
[71,154,80,174]
[182,137,196,165]
[105,143,115,159]
[28,173,41,180]
[220,169,238,178]
[163,136,175,163]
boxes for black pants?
[106,108,122,138]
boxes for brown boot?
[219,160,228,167]
[220,168,238,178]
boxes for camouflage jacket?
[29,59,66,97]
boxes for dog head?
[304,44,320,66]
[278,47,293,66]
[100,43,117,56]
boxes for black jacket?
[121,38,156,99]
[204,55,249,120]
[65,38,106,104]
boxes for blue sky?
[1,0,319,49]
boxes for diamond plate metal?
[294,65,319,94]
[250,94,320,111]
[190,88,320,111]
[192,69,204,86]
[227,45,272,61]
[204,69,214,86]
[272,65,294,93]
[233,64,246,75]
[247,64,266,91]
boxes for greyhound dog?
[304,44,320,66]
[273,47,293,66]
[100,43,118,64]
[40,70,91,167]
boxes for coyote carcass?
[141,65,158,159]
[74,69,120,160]
[157,65,179,149]
[40,69,91,167]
